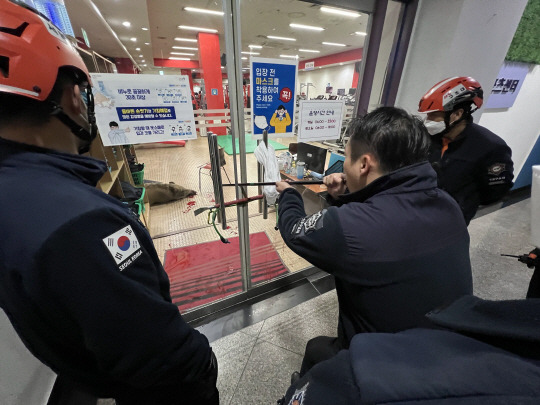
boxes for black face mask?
[50,83,98,155]
[78,84,98,154]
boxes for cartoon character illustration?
[270,104,291,133]
[108,121,130,145]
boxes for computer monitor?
[297,143,327,174]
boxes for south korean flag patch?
[103,225,142,270]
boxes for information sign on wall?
[305,61,315,71]
[251,57,298,138]
[485,62,528,109]
[298,100,346,142]
[91,74,196,146]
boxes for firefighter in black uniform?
[0,1,217,403]
[276,107,472,377]
[419,76,514,225]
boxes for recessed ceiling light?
[249,44,263,49]
[322,41,346,47]
[171,52,195,56]
[355,31,367,36]
[142,27,148,31]
[130,37,137,42]
[135,47,141,51]
[178,25,218,33]
[184,7,224,16]
[172,46,198,50]
[144,42,150,45]
[241,57,247,60]
[267,35,296,41]
[221,66,225,68]
[139,54,143,57]
[122,21,131,27]
[143,64,147,66]
[280,54,299,59]
[169,57,191,60]
[241,51,260,55]
[175,37,197,42]
[289,23,324,31]
[299,49,320,53]
[321,6,361,17]
[141,60,145,62]
[340,63,344,65]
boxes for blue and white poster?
[485,62,528,109]
[91,73,197,146]
[251,57,297,138]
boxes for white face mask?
[423,119,446,136]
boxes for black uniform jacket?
[278,161,473,347]
[429,122,514,224]
[0,138,212,401]
[282,296,540,404]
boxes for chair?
[198,147,231,193]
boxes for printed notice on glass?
[91,73,196,146]
[297,100,346,142]
[250,57,298,138]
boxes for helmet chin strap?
[441,111,466,137]
[49,100,97,154]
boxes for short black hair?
[0,67,84,129]
[277,105,286,110]
[347,106,430,173]
[109,121,119,127]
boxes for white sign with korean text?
[91,73,197,146]
[298,100,346,142]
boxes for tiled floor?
[203,197,535,404]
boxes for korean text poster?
[298,100,345,142]
[485,62,528,109]
[250,57,298,138]
[91,73,197,146]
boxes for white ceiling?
[65,0,369,73]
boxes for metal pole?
[207,134,226,228]
[262,130,268,219]
[223,0,251,290]
[257,138,263,214]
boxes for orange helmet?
[0,0,91,102]
[418,76,483,114]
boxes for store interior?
[39,0,404,315]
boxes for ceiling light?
[172,46,198,50]
[171,52,195,56]
[322,41,346,47]
[178,25,218,33]
[139,54,143,57]
[321,6,361,17]
[130,37,137,42]
[135,47,141,51]
[267,35,296,41]
[241,57,248,60]
[355,31,367,36]
[184,7,224,16]
[249,45,262,49]
[175,37,197,42]
[145,42,150,45]
[142,27,148,31]
[299,49,320,53]
[221,66,225,68]
[169,57,191,60]
[143,64,147,67]
[289,23,324,31]
[280,54,299,59]
[241,51,260,55]
[122,21,131,27]
[141,60,145,62]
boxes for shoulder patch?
[292,210,326,237]
[288,383,309,405]
[103,225,142,271]
[488,163,506,176]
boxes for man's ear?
[358,153,376,175]
[62,84,84,115]
[451,108,464,121]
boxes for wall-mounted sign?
[298,100,346,142]
[251,57,298,138]
[91,73,197,146]
[211,88,218,95]
[485,62,528,109]
[305,61,315,71]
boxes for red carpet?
[164,232,289,312]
